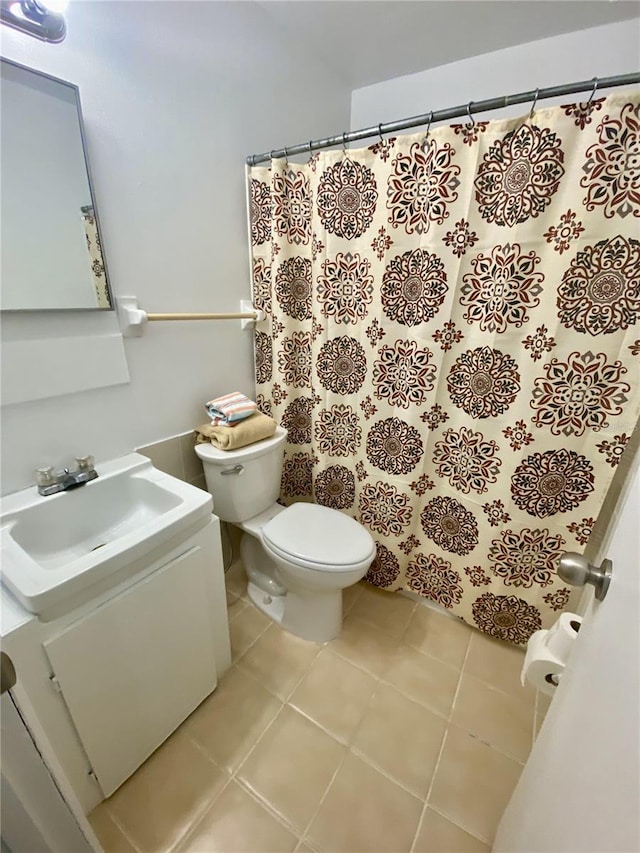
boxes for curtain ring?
[378,123,384,143]
[342,132,349,157]
[587,77,599,105]
[529,87,539,120]
[269,149,276,161]
[467,101,475,127]
[308,140,313,154]
[283,146,289,167]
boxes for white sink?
[0,453,212,620]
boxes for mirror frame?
[1,57,114,313]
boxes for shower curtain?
[81,206,110,308]
[248,90,640,644]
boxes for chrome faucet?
[35,456,98,496]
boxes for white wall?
[351,20,640,129]
[1,66,97,309]
[0,1,352,495]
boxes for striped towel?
[205,391,257,426]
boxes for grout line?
[342,675,385,747]
[377,667,461,723]
[329,617,465,692]
[101,805,145,853]
[293,675,431,844]
[447,724,529,767]
[235,635,323,705]
[226,598,249,624]
[373,674,451,724]
[426,803,494,848]
[306,737,426,850]
[349,588,418,628]
[179,701,292,850]
[188,664,285,775]
[461,669,537,706]
[104,586,532,853]
[186,731,234,776]
[400,588,469,622]
[411,627,525,849]
[345,613,417,643]
[298,839,321,853]
[410,629,471,852]
[328,638,464,725]
[347,742,432,802]
[284,702,352,748]
[278,643,324,702]
[228,696,350,843]
[230,607,272,663]
[286,653,380,749]
[291,634,389,845]
[228,691,357,847]
[327,643,392,682]
[170,776,235,853]
[396,637,467,675]
[231,775,305,842]
[232,695,287,779]
[444,631,470,735]
[298,746,350,849]
[532,689,553,746]
[449,645,534,765]
[342,583,365,615]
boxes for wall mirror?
[1,58,113,311]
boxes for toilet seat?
[261,503,375,572]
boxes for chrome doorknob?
[558,552,613,602]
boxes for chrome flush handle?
[220,464,244,476]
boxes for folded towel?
[205,391,257,426]
[194,412,277,451]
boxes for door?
[494,463,640,853]
[43,545,217,797]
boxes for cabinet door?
[43,546,217,797]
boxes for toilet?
[195,427,375,642]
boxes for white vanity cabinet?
[1,515,231,813]
[44,542,216,796]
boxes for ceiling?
[257,1,640,89]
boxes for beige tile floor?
[90,562,552,853]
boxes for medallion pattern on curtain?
[81,206,110,308]
[248,91,640,644]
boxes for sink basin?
[0,453,212,620]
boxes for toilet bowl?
[195,427,375,642]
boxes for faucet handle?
[75,455,95,472]
[35,466,55,486]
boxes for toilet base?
[247,581,286,626]
[241,534,286,596]
[240,527,347,644]
[282,587,343,642]
[247,581,343,643]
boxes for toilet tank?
[194,426,287,523]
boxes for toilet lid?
[262,503,375,570]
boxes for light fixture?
[0,0,66,43]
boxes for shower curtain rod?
[246,72,640,166]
